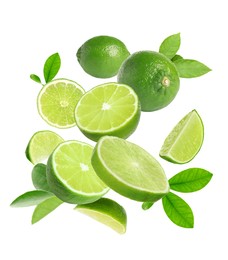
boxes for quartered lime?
[75,198,127,234]
[47,140,109,204]
[159,110,204,164]
[75,83,140,141]
[91,136,169,202]
[26,130,64,164]
[37,79,85,128]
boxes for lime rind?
[75,198,127,234]
[37,78,85,129]
[75,83,141,141]
[91,136,169,202]
[47,140,109,204]
[26,130,64,164]
[159,110,204,164]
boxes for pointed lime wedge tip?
[159,110,204,164]
[75,198,127,234]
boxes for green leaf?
[142,202,154,210]
[171,54,183,62]
[159,33,181,59]
[162,192,194,228]
[10,190,53,207]
[32,196,63,224]
[32,163,51,192]
[173,59,211,78]
[30,74,42,84]
[169,168,213,193]
[43,53,61,83]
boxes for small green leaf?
[32,163,51,192]
[30,74,42,84]
[142,202,154,210]
[162,192,194,228]
[159,33,181,59]
[32,196,63,224]
[10,190,53,207]
[171,54,183,62]
[173,59,211,78]
[43,53,61,83]
[169,168,213,193]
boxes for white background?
[1,0,227,259]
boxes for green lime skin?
[117,51,180,111]
[77,36,130,78]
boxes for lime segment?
[26,130,64,164]
[75,83,140,141]
[91,136,169,202]
[47,140,109,204]
[75,198,127,234]
[159,110,204,164]
[37,79,85,128]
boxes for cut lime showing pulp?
[75,198,127,234]
[47,140,109,204]
[37,79,85,128]
[26,130,64,164]
[75,83,140,141]
[91,136,169,202]
[159,110,204,164]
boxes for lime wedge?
[26,130,64,164]
[75,198,127,234]
[37,79,85,128]
[159,110,204,164]
[91,136,169,202]
[47,140,109,204]
[75,82,140,141]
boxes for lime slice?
[75,83,140,141]
[91,136,169,202]
[37,79,85,128]
[26,130,64,164]
[47,140,109,204]
[75,198,127,234]
[159,110,204,164]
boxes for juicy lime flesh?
[75,83,140,139]
[53,141,107,194]
[77,36,130,78]
[160,110,204,163]
[38,79,84,128]
[117,51,180,111]
[76,198,127,234]
[92,136,169,202]
[77,209,125,234]
[26,131,63,164]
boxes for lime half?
[159,110,204,164]
[75,83,140,141]
[75,198,127,234]
[47,140,109,204]
[91,136,169,202]
[37,79,85,128]
[26,130,64,164]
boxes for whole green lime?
[117,51,180,111]
[77,36,130,78]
